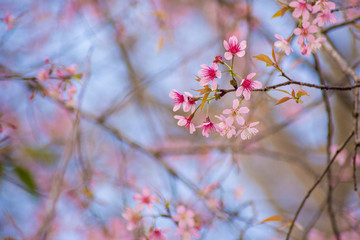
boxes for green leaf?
[23,146,57,165]
[13,166,38,196]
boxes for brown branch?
[285,130,354,240]
[322,16,360,33]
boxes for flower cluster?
[274,0,337,56]
[172,205,201,240]
[34,59,82,105]
[170,36,260,140]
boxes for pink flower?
[122,206,143,231]
[215,115,236,139]
[235,73,262,100]
[294,21,318,45]
[4,11,15,30]
[172,205,195,228]
[196,117,219,138]
[223,36,246,60]
[147,228,169,240]
[312,0,336,14]
[301,37,326,56]
[198,63,221,91]
[238,121,259,140]
[289,0,312,21]
[313,10,337,26]
[37,69,49,81]
[175,226,200,240]
[201,182,219,196]
[169,90,196,112]
[68,85,77,98]
[274,34,293,55]
[133,187,157,210]
[174,115,196,134]
[223,99,249,125]
[65,64,77,75]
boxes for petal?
[200,64,208,69]
[174,115,183,120]
[247,72,256,80]
[303,21,310,28]
[251,80,262,89]
[249,121,259,127]
[223,40,229,50]
[236,116,245,125]
[289,1,299,7]
[189,123,195,134]
[239,40,247,50]
[173,104,181,112]
[199,78,210,86]
[302,10,310,21]
[212,63,218,70]
[211,80,217,91]
[308,25,318,33]
[274,34,283,40]
[216,70,222,79]
[236,87,243,97]
[293,28,302,35]
[292,8,301,18]
[236,51,245,58]
[229,36,238,46]
[243,89,251,100]
[233,99,239,109]
[178,119,187,126]
[238,106,249,114]
[224,52,233,60]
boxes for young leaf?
[157,36,165,52]
[200,91,210,112]
[253,54,274,67]
[13,166,38,196]
[297,89,309,97]
[275,97,291,105]
[271,7,288,19]
[272,44,277,64]
[259,215,283,224]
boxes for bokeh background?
[0,0,360,239]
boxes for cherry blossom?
[313,10,337,26]
[174,115,196,134]
[238,121,259,140]
[312,0,336,14]
[172,205,195,229]
[274,34,293,55]
[223,35,246,60]
[133,187,157,210]
[302,37,326,56]
[147,228,169,240]
[236,73,262,101]
[197,117,219,137]
[37,69,49,81]
[294,21,318,45]
[222,99,249,125]
[215,114,236,138]
[213,55,223,64]
[175,226,200,240]
[198,63,221,91]
[289,0,312,21]
[122,206,143,231]
[169,90,196,112]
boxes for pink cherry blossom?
[223,35,246,60]
[133,187,157,210]
[289,0,312,21]
[37,69,49,81]
[147,228,169,240]
[174,115,196,134]
[312,0,336,14]
[65,64,77,75]
[274,34,293,55]
[294,21,318,45]
[215,115,236,139]
[68,85,77,99]
[222,99,249,125]
[301,37,326,56]
[175,226,200,240]
[122,206,143,231]
[4,11,15,30]
[198,63,221,91]
[172,205,195,229]
[235,73,262,101]
[313,10,337,26]
[238,121,259,140]
[169,90,196,112]
[213,55,223,64]
[196,116,220,137]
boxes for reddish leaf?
[275,97,291,105]
[253,54,274,67]
[259,215,283,224]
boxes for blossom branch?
[322,16,360,33]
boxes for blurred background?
[0,0,360,239]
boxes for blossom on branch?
[223,35,246,60]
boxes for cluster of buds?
[274,0,337,56]
[33,59,82,105]
[170,36,261,140]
